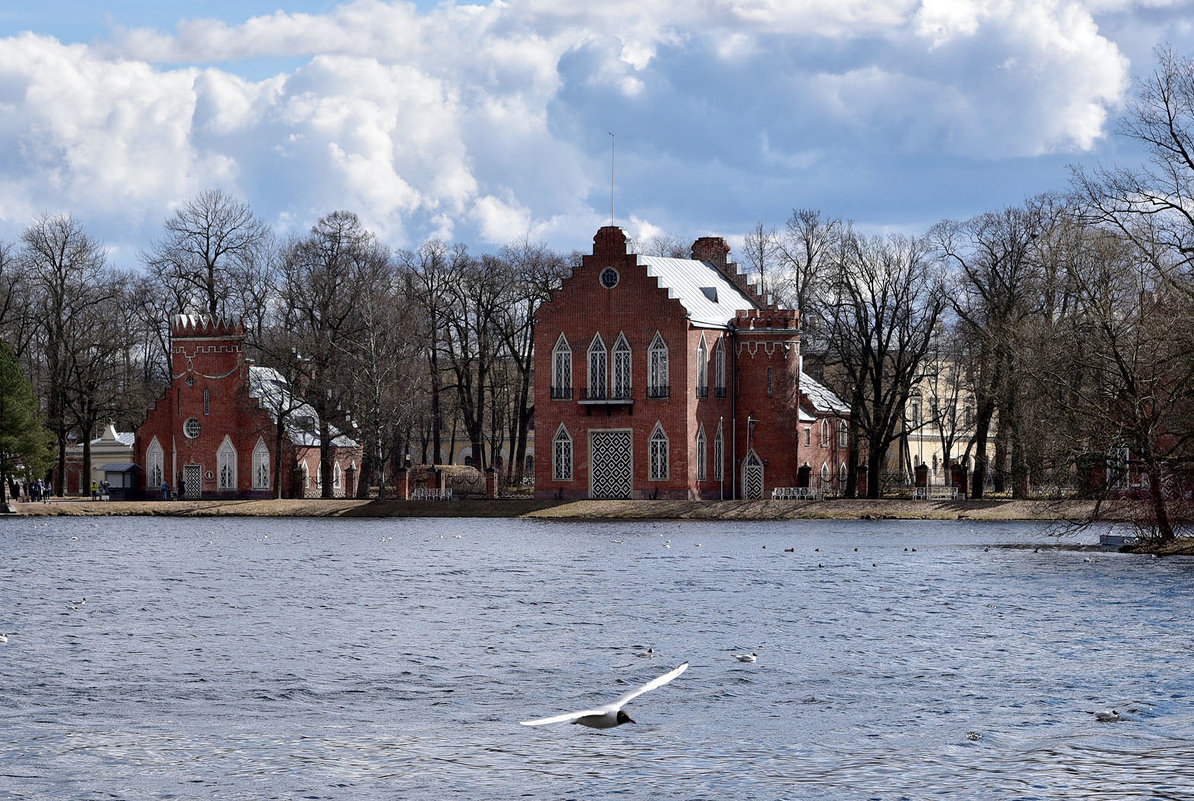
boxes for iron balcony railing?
[583,387,633,401]
[647,384,670,399]
[550,385,572,400]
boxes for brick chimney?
[691,236,730,270]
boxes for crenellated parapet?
[733,308,800,331]
[171,313,245,339]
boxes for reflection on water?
[2,516,1193,799]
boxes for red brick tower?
[732,308,802,496]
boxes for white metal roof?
[800,372,850,416]
[248,366,359,448]
[638,256,759,328]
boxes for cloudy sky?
[0,1,1190,263]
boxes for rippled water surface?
[2,516,1193,799]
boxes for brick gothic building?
[534,226,849,500]
[135,314,360,499]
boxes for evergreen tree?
[0,340,53,504]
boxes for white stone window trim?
[552,333,571,399]
[252,438,271,490]
[649,422,670,481]
[217,436,237,491]
[553,424,573,481]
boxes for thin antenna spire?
[609,131,616,225]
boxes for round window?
[184,417,202,439]
[599,267,619,289]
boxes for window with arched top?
[553,425,573,481]
[252,438,270,490]
[838,420,848,449]
[820,419,830,447]
[613,333,632,399]
[146,437,164,489]
[715,337,726,397]
[217,436,237,491]
[552,334,571,399]
[696,424,707,481]
[696,335,709,398]
[648,333,669,398]
[820,462,830,486]
[649,423,669,481]
[588,334,608,400]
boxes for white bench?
[411,487,453,500]
[914,486,957,500]
[771,487,820,500]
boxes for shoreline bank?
[1,495,1113,521]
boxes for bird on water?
[520,662,688,729]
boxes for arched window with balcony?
[613,333,632,399]
[552,334,571,399]
[715,337,726,397]
[588,334,608,400]
[648,332,669,398]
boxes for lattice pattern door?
[742,450,764,499]
[590,430,632,499]
[183,464,203,500]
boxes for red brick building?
[534,226,849,500]
[134,314,360,500]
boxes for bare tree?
[399,240,454,465]
[143,189,273,320]
[277,211,388,497]
[741,223,780,302]
[21,215,115,493]
[492,238,569,484]
[826,231,947,498]
[774,208,843,348]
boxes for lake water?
[2,516,1192,800]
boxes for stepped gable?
[690,236,777,311]
[170,313,245,338]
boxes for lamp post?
[719,416,724,501]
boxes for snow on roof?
[638,255,759,328]
[801,372,850,416]
[248,366,358,448]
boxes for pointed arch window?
[553,424,573,480]
[838,420,848,449]
[696,424,707,481]
[648,333,669,398]
[820,462,830,487]
[252,438,271,490]
[552,334,572,399]
[713,421,725,481]
[217,437,237,491]
[649,422,670,481]
[588,334,608,400]
[146,437,164,489]
[300,460,311,497]
[715,337,727,398]
[612,333,632,399]
[333,462,342,491]
[821,418,830,447]
[839,461,848,485]
[696,335,709,398]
